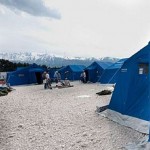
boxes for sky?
[0,0,150,58]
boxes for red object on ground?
[0,80,5,84]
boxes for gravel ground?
[0,82,144,150]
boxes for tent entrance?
[35,72,42,84]
[85,70,89,82]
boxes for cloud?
[0,0,61,19]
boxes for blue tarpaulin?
[85,61,112,83]
[7,64,45,86]
[58,65,86,80]
[99,58,127,84]
[100,42,150,135]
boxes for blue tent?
[58,65,86,80]
[48,68,60,80]
[102,42,150,134]
[85,61,112,83]
[7,64,45,86]
[99,58,127,84]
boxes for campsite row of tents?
[4,42,150,143]
[6,58,127,86]
[4,42,150,137]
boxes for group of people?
[42,71,71,89]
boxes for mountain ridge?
[0,52,119,67]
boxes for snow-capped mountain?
[0,52,119,67]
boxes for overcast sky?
[0,0,150,58]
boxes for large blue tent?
[7,64,45,86]
[48,68,60,81]
[85,61,112,83]
[58,65,85,80]
[99,58,127,84]
[101,42,150,134]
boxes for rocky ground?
[0,82,144,150]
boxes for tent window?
[139,63,149,74]
[18,74,24,77]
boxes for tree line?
[0,59,48,72]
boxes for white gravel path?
[0,82,144,150]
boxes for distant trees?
[41,64,47,70]
[0,59,61,72]
[0,59,15,72]
[0,59,30,72]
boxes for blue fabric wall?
[48,68,59,78]
[7,69,29,86]
[7,64,45,86]
[58,65,85,80]
[109,43,150,121]
[99,58,127,84]
[99,68,120,84]
[85,61,112,83]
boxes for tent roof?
[29,68,44,72]
[106,58,128,70]
[69,65,85,72]
[59,65,86,72]
[8,63,45,74]
[86,61,112,70]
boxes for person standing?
[45,72,52,89]
[80,72,84,83]
[42,71,47,89]
[54,71,61,83]
[83,71,86,83]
